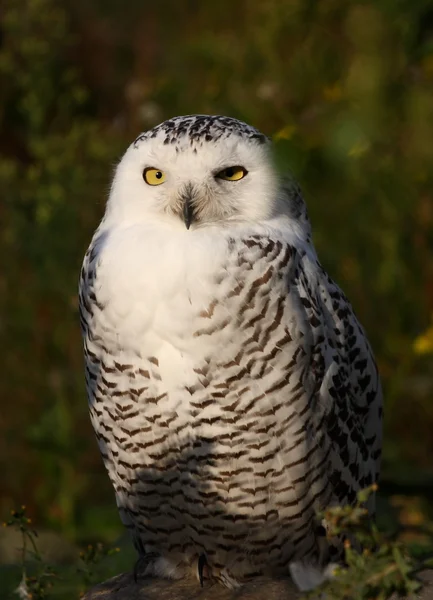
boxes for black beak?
[183,196,194,230]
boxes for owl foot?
[217,567,242,589]
[197,553,208,587]
[133,552,159,583]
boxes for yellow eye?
[216,166,247,181]
[143,167,166,185]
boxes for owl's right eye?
[143,167,166,185]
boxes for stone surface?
[83,570,433,600]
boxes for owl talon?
[134,557,144,583]
[133,559,141,583]
[197,553,208,587]
[133,552,159,583]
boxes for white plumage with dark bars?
[79,114,382,591]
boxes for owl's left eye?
[143,167,166,185]
[216,166,248,181]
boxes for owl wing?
[292,248,382,511]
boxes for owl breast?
[82,223,357,582]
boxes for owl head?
[106,115,309,233]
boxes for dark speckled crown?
[133,115,269,149]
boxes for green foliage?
[307,487,432,600]
[3,506,57,599]
[2,507,124,598]
[414,316,433,354]
[77,543,120,591]
[0,0,121,532]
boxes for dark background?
[1,0,432,575]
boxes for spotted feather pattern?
[79,226,381,587]
[133,114,268,149]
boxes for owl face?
[106,115,282,229]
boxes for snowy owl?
[79,115,382,591]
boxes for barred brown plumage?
[79,114,382,592]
